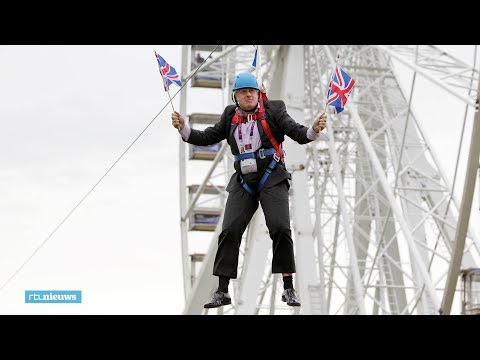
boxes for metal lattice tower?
[178,45,480,315]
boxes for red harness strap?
[257,95,284,163]
[260,90,268,101]
[231,94,284,163]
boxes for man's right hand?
[171,111,185,131]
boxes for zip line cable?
[0,45,220,294]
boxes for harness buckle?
[273,153,281,162]
[247,114,254,122]
[258,148,266,159]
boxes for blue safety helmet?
[232,72,260,104]
[232,72,260,91]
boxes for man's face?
[235,88,259,111]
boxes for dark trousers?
[213,179,296,279]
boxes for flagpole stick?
[255,45,262,87]
[253,45,268,100]
[166,88,176,113]
[323,52,341,115]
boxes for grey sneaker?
[281,288,301,306]
[204,291,232,308]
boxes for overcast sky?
[0,45,478,314]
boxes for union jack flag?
[327,66,355,114]
[155,51,182,91]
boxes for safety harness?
[231,93,285,197]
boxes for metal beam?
[183,45,241,81]
[350,102,441,309]
[309,45,327,313]
[327,124,366,314]
[235,211,272,314]
[275,45,322,314]
[440,80,480,315]
[377,45,477,108]
[179,45,190,300]
[183,212,224,314]
[182,142,228,221]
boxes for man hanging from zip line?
[171,72,327,308]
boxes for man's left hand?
[313,113,327,133]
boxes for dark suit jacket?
[185,100,313,192]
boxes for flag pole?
[253,45,268,100]
[165,86,176,113]
[255,45,262,86]
[323,52,341,115]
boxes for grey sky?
[0,45,184,314]
[0,45,478,314]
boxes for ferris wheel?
[177,45,480,315]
